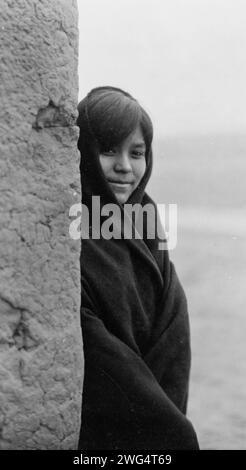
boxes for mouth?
[107,180,133,194]
[107,179,133,189]
[107,179,133,185]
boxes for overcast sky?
[78,0,246,137]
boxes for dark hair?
[77,86,153,157]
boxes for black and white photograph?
[1,0,246,457]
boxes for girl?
[77,86,199,450]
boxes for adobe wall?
[0,0,83,449]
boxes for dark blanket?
[79,216,199,450]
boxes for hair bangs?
[89,92,141,151]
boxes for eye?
[101,149,116,156]
[131,150,145,159]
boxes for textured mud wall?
[0,0,83,449]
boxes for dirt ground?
[171,223,246,449]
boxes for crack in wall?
[13,313,37,351]
[0,296,39,352]
[32,100,76,129]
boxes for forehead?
[121,125,146,147]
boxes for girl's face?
[99,125,146,204]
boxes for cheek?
[135,160,146,182]
[99,156,110,177]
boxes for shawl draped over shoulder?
[78,99,199,450]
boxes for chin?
[116,196,128,204]
[115,193,130,204]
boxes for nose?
[114,151,132,172]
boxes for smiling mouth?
[107,180,133,185]
[107,180,133,192]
